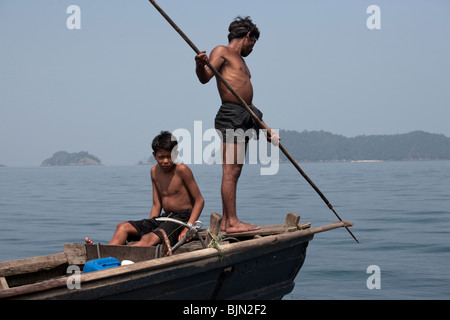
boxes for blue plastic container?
[83,257,121,273]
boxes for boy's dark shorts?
[128,209,191,246]
[214,102,263,143]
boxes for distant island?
[279,130,450,162]
[41,151,102,166]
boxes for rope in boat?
[206,228,225,259]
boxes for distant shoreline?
[3,130,449,166]
[3,159,450,168]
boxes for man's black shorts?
[128,209,191,246]
[214,102,263,142]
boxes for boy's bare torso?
[152,164,193,213]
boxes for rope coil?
[206,228,225,259]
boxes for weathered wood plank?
[200,213,304,239]
[220,224,295,238]
[206,212,222,245]
[64,243,87,265]
[285,212,300,227]
[298,222,311,230]
[64,243,195,266]
[306,221,353,234]
[65,243,158,264]
[0,253,67,278]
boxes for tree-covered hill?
[279,130,450,162]
[41,151,101,166]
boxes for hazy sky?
[1,0,449,166]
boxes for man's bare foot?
[220,220,228,232]
[85,237,94,244]
[225,221,260,233]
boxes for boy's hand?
[178,227,193,242]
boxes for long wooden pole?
[148,0,358,243]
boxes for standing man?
[195,16,280,233]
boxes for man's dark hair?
[152,131,178,153]
[227,16,260,42]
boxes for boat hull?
[0,215,353,300]
[1,230,311,300]
[97,234,309,300]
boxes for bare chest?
[156,175,185,197]
[224,54,251,78]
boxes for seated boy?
[85,131,204,247]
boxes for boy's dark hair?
[227,16,260,42]
[152,131,178,153]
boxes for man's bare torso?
[210,45,253,105]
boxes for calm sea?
[1,160,449,300]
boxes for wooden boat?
[0,213,353,300]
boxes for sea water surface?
[1,161,449,300]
